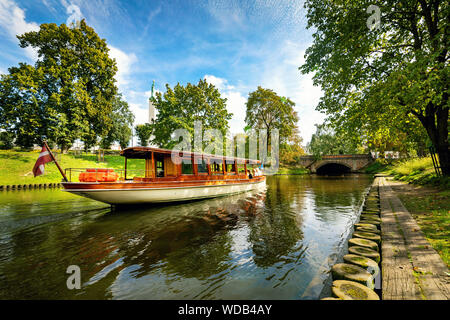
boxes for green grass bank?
[365,157,450,188]
[0,149,145,185]
[276,166,309,175]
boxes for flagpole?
[43,141,68,182]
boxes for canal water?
[0,175,372,299]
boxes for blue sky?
[0,0,325,144]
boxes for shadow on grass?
[0,153,32,163]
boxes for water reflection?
[0,175,371,299]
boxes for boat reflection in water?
[0,175,371,299]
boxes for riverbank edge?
[321,177,382,300]
[0,182,63,190]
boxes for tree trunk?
[437,143,450,176]
[417,105,449,176]
[436,103,449,176]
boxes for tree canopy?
[135,123,153,147]
[245,87,299,144]
[150,79,232,149]
[245,87,304,166]
[100,94,135,150]
[300,0,449,175]
[0,20,120,151]
[307,124,363,157]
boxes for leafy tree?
[0,131,14,150]
[100,94,134,149]
[135,123,153,147]
[307,124,362,157]
[0,20,118,152]
[300,0,449,175]
[245,87,299,145]
[280,142,306,166]
[151,79,232,149]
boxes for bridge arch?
[315,161,352,175]
[298,154,373,174]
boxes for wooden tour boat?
[62,147,266,205]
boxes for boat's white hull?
[65,180,266,205]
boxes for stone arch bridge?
[298,154,374,174]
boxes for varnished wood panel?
[164,156,176,176]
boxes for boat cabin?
[63,146,265,205]
[120,146,262,182]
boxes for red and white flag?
[33,145,53,177]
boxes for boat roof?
[120,146,261,164]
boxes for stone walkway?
[378,176,450,300]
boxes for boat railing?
[64,168,146,182]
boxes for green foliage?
[279,136,306,166]
[100,94,134,149]
[279,144,305,166]
[307,124,362,157]
[135,123,153,147]
[364,158,391,174]
[385,157,449,187]
[276,166,309,175]
[300,0,449,175]
[151,79,232,149]
[245,87,299,144]
[0,20,118,151]
[391,157,434,177]
[0,131,14,150]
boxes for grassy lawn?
[392,182,450,268]
[366,157,450,188]
[276,166,309,175]
[0,150,144,185]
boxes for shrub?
[0,131,15,150]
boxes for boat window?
[226,163,236,174]
[225,159,236,174]
[181,158,193,175]
[156,158,164,177]
[237,164,246,174]
[195,157,208,174]
[211,160,223,175]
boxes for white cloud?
[204,74,227,90]
[204,74,247,134]
[257,40,324,144]
[123,88,164,128]
[108,45,137,89]
[222,90,247,134]
[0,0,40,61]
[129,103,149,126]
